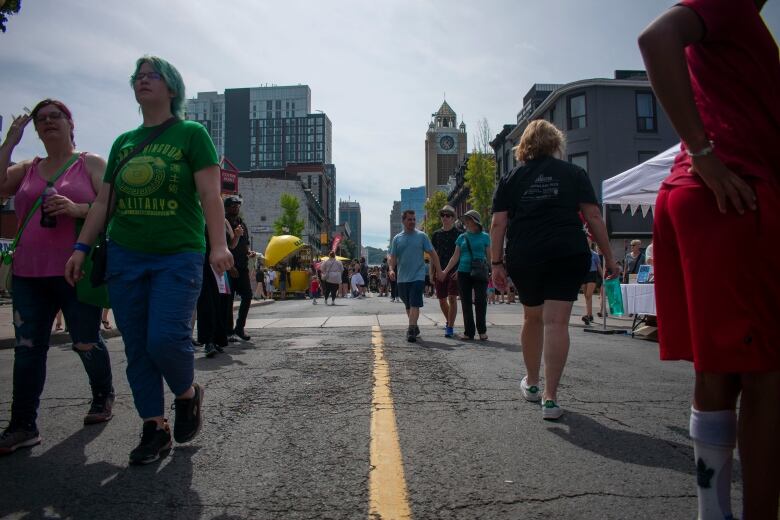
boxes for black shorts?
[507,254,590,307]
[583,271,601,285]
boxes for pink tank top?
[13,153,97,277]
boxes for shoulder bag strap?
[102,117,179,233]
[464,234,474,258]
[10,152,80,251]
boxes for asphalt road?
[0,295,733,519]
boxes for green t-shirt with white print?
[103,120,218,254]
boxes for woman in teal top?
[439,210,491,340]
[66,56,234,465]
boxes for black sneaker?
[215,344,225,353]
[228,335,239,343]
[0,426,41,456]
[84,392,115,425]
[413,325,421,338]
[406,327,416,343]
[129,421,171,465]
[173,383,204,443]
[204,343,217,358]
[234,330,251,341]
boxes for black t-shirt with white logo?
[492,156,597,267]
[431,227,460,269]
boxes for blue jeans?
[11,275,113,429]
[106,242,203,419]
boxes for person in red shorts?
[639,0,780,518]
[431,205,460,338]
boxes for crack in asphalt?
[432,490,698,512]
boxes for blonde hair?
[631,239,642,246]
[514,120,566,162]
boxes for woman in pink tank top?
[0,99,115,456]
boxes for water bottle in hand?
[40,183,57,228]
[604,277,624,317]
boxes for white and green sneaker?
[542,399,563,420]
[520,376,541,402]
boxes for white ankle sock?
[689,407,736,520]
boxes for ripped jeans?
[10,275,113,430]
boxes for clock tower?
[425,100,467,198]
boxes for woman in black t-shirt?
[490,120,618,421]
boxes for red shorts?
[435,272,459,299]
[654,180,780,372]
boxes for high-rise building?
[186,84,337,242]
[400,186,426,226]
[185,85,332,172]
[425,101,467,198]
[339,200,361,258]
[389,200,402,245]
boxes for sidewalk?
[0,298,273,349]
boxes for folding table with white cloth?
[599,145,678,339]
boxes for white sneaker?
[312,299,317,305]
[520,376,541,402]
[542,400,564,420]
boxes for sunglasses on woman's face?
[440,213,454,218]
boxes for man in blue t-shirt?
[388,210,440,343]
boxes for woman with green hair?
[66,56,234,464]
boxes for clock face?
[439,135,455,151]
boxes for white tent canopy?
[601,144,680,216]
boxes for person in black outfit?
[359,257,369,297]
[197,222,233,357]
[388,257,399,302]
[490,120,618,421]
[224,196,252,341]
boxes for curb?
[0,299,274,350]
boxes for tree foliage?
[0,0,21,33]
[465,118,497,228]
[273,193,305,237]
[422,190,449,236]
[364,246,388,265]
[465,153,496,227]
[340,238,357,259]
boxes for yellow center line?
[369,325,412,520]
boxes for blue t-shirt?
[589,251,600,272]
[455,231,491,273]
[390,229,434,283]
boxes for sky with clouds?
[1,1,778,249]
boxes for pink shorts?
[653,180,780,373]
